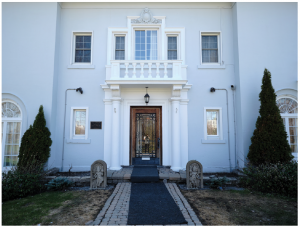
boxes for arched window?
[2,101,22,167]
[276,97,298,153]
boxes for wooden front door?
[130,106,162,165]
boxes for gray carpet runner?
[130,165,159,183]
[127,182,188,225]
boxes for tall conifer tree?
[18,105,52,168]
[247,69,293,165]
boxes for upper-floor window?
[115,36,125,60]
[276,97,298,153]
[202,35,218,63]
[75,35,91,63]
[168,36,177,60]
[2,101,22,167]
[135,30,157,60]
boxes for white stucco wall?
[2,2,297,172]
[235,2,298,165]
[2,3,60,170]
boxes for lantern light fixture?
[144,87,150,105]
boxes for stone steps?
[45,167,238,186]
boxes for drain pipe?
[231,85,237,170]
[210,87,231,172]
[61,88,83,172]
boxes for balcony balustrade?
[106,60,187,83]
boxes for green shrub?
[208,177,230,189]
[18,105,52,169]
[45,177,73,191]
[239,160,297,198]
[2,165,45,201]
[248,69,293,165]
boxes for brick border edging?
[165,183,202,226]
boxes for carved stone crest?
[90,160,107,189]
[186,160,203,189]
[131,8,162,24]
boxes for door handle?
[157,138,160,149]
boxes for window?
[75,35,91,63]
[135,30,157,60]
[203,107,223,141]
[202,35,218,63]
[207,110,218,136]
[2,101,22,167]
[168,36,177,60]
[69,32,93,68]
[70,107,89,140]
[276,98,298,153]
[115,36,125,60]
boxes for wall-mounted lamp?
[76,87,83,94]
[144,87,150,105]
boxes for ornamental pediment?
[131,8,162,24]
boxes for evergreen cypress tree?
[247,69,293,165]
[18,105,52,169]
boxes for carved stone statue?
[90,160,107,189]
[186,160,203,189]
[131,8,162,24]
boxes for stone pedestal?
[186,160,203,189]
[90,160,107,189]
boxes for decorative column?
[110,85,122,170]
[180,84,192,170]
[171,97,181,172]
[111,99,121,170]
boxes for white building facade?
[2,2,298,172]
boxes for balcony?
[105,60,187,85]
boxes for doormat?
[131,166,159,183]
[127,183,188,225]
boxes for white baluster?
[140,62,144,78]
[132,62,137,79]
[156,63,160,78]
[164,63,168,79]
[124,63,129,79]
[148,63,152,78]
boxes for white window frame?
[68,31,94,69]
[204,107,223,140]
[112,32,127,60]
[2,100,22,169]
[70,107,89,140]
[166,33,180,60]
[276,95,298,156]
[131,25,161,61]
[199,31,223,67]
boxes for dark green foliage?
[2,165,46,201]
[45,177,73,191]
[239,161,297,198]
[18,105,52,169]
[247,69,293,165]
[208,177,230,189]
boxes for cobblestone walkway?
[87,183,202,226]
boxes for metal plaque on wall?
[90,121,102,129]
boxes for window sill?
[198,65,226,69]
[66,138,91,144]
[201,139,226,144]
[67,65,95,69]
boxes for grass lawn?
[181,188,298,225]
[2,189,113,226]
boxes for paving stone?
[85,220,93,225]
